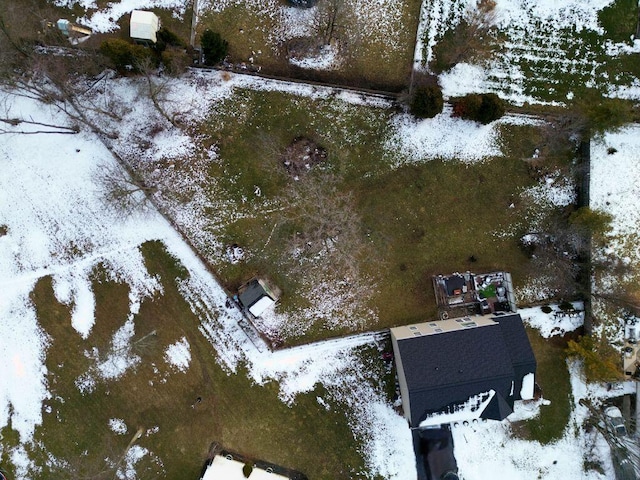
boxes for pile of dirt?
[281,137,327,179]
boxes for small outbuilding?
[237,278,279,318]
[130,10,160,44]
[201,455,290,480]
[391,313,536,428]
[200,444,308,480]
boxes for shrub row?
[100,28,228,74]
[410,85,506,124]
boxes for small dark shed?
[237,278,278,317]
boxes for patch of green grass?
[342,0,421,89]
[197,88,394,308]
[598,0,639,43]
[199,5,280,70]
[357,158,534,326]
[141,239,190,281]
[189,87,545,342]
[24,241,372,479]
[519,328,573,444]
[199,1,421,90]
[30,274,138,477]
[0,423,20,479]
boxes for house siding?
[391,330,411,423]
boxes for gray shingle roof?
[396,314,536,426]
[494,313,537,367]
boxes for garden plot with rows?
[419,0,640,104]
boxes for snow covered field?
[590,125,640,337]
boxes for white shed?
[201,455,289,480]
[130,10,160,43]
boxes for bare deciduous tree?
[312,0,346,46]
[309,0,364,61]
[97,161,157,215]
[137,58,184,130]
[279,172,367,280]
[430,0,499,73]
[0,2,128,137]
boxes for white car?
[604,406,627,436]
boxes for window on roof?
[413,332,422,337]
[409,326,418,330]
[461,322,477,328]
[455,318,464,323]
[429,323,437,327]
[434,328,443,333]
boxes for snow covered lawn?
[0,90,416,479]
[590,125,640,342]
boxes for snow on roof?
[520,372,534,400]
[419,390,496,428]
[394,316,535,426]
[201,456,245,479]
[201,455,289,480]
[130,10,160,42]
[249,295,276,317]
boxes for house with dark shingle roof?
[391,313,536,428]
